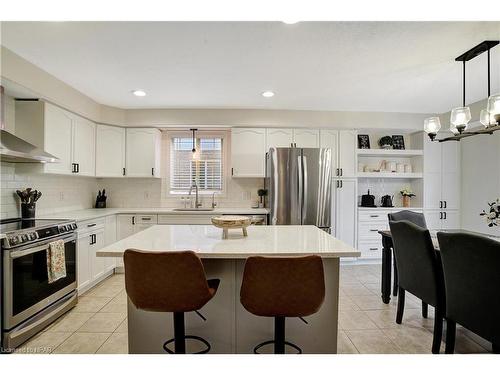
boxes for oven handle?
[9,234,76,259]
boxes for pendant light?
[424,40,500,142]
[190,128,199,160]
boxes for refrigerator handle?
[297,155,303,224]
[302,155,308,223]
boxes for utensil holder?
[95,201,106,209]
[21,203,36,219]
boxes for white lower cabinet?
[76,218,115,294]
[357,208,424,260]
[333,179,357,248]
[424,210,460,230]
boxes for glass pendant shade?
[449,122,459,134]
[423,117,441,134]
[450,106,471,133]
[487,94,500,115]
[480,109,495,128]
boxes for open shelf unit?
[356,149,423,157]
[357,172,423,179]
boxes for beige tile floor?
[15,264,494,354]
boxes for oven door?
[3,234,77,329]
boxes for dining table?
[378,229,500,304]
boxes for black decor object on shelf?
[357,134,370,149]
[392,135,405,150]
[95,189,107,208]
[378,136,393,150]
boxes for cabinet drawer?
[358,222,388,240]
[358,211,389,222]
[158,214,213,225]
[358,242,383,259]
[77,218,106,234]
[135,215,158,224]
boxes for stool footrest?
[254,340,302,354]
[163,335,211,354]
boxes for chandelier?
[424,40,500,142]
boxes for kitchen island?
[97,225,360,353]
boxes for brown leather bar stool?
[240,255,325,354]
[124,249,220,354]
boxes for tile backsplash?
[1,162,264,219]
[1,162,98,219]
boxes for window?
[169,134,224,194]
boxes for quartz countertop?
[38,207,269,222]
[96,224,361,259]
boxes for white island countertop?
[96,225,361,259]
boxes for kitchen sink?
[172,208,215,212]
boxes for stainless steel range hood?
[0,129,59,163]
[0,86,59,163]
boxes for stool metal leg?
[173,312,186,354]
[274,317,286,354]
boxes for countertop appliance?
[361,190,376,207]
[381,195,394,208]
[266,147,332,231]
[1,218,78,351]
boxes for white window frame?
[166,130,229,197]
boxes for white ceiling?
[1,21,500,113]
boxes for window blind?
[170,137,223,193]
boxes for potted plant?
[257,189,268,208]
[480,198,500,227]
[400,187,415,208]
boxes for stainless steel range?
[1,218,78,351]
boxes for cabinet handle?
[89,234,95,245]
[340,180,343,188]
[443,212,447,220]
[340,168,343,176]
[141,217,151,221]
[132,217,135,225]
[231,168,234,176]
[152,167,154,176]
[71,163,76,173]
[370,215,379,218]
[369,248,378,251]
[370,229,378,232]
[122,167,126,176]
[76,163,80,173]
[444,201,447,209]
[440,212,443,220]
[439,201,443,209]
[87,223,97,228]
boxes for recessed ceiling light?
[132,89,146,97]
[282,20,300,25]
[262,91,275,98]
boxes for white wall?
[460,131,500,235]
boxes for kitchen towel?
[47,240,67,283]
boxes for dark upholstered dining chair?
[389,220,446,354]
[437,232,500,354]
[124,249,220,354]
[388,210,429,318]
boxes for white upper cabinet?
[338,130,357,178]
[319,129,338,170]
[231,128,266,178]
[96,125,126,177]
[43,103,74,175]
[71,115,96,176]
[15,101,96,176]
[294,129,319,148]
[266,128,294,149]
[125,128,162,178]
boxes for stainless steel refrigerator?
[265,147,332,231]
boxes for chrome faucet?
[189,183,202,208]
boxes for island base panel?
[127,258,339,354]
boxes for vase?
[21,203,36,219]
[402,196,410,208]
